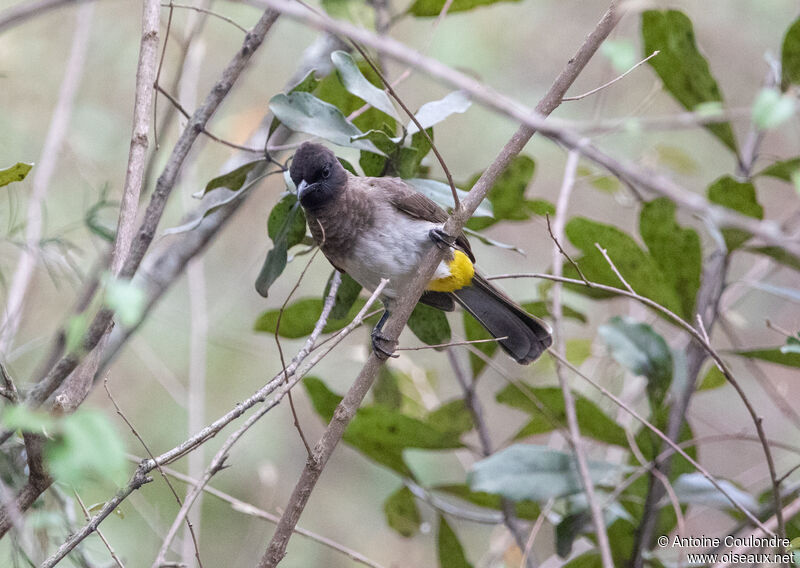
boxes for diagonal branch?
[257,4,622,566]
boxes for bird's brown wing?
[367,177,475,262]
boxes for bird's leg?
[429,228,456,250]
[371,310,398,360]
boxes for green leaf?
[324,271,363,320]
[732,348,800,368]
[201,159,266,197]
[253,297,369,337]
[374,366,403,409]
[496,384,627,447]
[164,163,272,235]
[2,406,55,432]
[104,277,146,327]
[639,198,702,319]
[673,473,757,512]
[409,0,519,17]
[465,155,537,231]
[394,128,433,179]
[407,91,471,135]
[0,162,33,188]
[437,516,473,568]
[65,314,89,354]
[406,178,493,217]
[782,17,800,88]
[468,444,624,502]
[269,92,383,153]
[434,484,540,520]
[331,51,398,119]
[407,303,451,345]
[426,399,473,436]
[267,193,307,249]
[256,195,307,298]
[564,217,683,315]
[641,10,737,152]
[84,192,117,242]
[599,316,673,408]
[757,157,800,182]
[303,378,463,475]
[752,88,796,130]
[782,335,800,355]
[600,39,636,73]
[463,312,496,378]
[521,301,587,324]
[697,365,726,391]
[384,486,420,537]
[707,175,763,251]
[269,70,320,137]
[654,144,700,175]
[563,553,603,568]
[745,246,800,272]
[45,410,128,487]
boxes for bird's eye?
[321,166,331,180]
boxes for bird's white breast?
[340,211,450,301]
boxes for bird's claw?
[371,329,398,360]
[429,228,456,249]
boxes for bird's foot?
[371,329,398,360]
[429,228,456,250]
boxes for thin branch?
[257,4,623,566]
[545,212,588,286]
[161,2,248,33]
[104,377,204,567]
[155,83,265,153]
[562,50,659,101]
[74,491,125,568]
[549,150,613,568]
[594,242,634,294]
[396,336,505,351]
[0,0,87,32]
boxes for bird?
[289,141,552,364]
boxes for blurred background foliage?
[2,0,800,566]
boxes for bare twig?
[104,377,204,567]
[160,2,248,33]
[155,83,265,153]
[594,242,634,294]
[74,491,125,568]
[0,0,87,32]
[257,4,623,566]
[549,151,613,568]
[396,336,505,351]
[562,51,659,101]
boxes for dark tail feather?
[452,275,552,364]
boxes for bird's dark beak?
[297,179,310,197]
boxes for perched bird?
[289,142,552,364]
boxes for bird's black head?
[289,142,347,211]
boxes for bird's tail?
[452,274,552,364]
